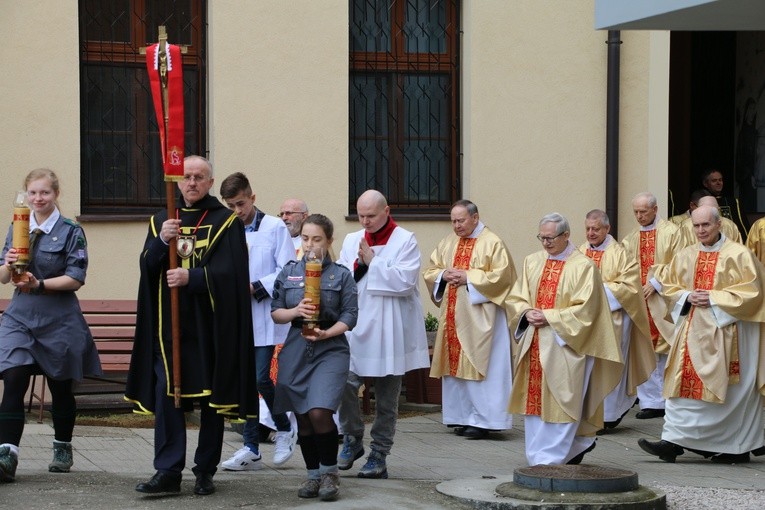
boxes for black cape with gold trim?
[125,194,258,419]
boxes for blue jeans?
[243,345,291,450]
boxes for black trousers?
[152,355,224,475]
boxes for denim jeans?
[242,345,291,450]
[338,371,402,456]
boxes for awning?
[595,0,765,31]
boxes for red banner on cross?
[145,42,185,181]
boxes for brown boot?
[318,472,340,501]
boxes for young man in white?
[219,173,297,470]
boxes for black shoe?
[135,472,181,494]
[637,439,683,463]
[751,446,765,457]
[685,447,716,459]
[567,441,596,465]
[453,426,466,436]
[596,416,622,435]
[194,472,215,496]
[635,408,665,419]
[462,426,489,440]
[711,452,750,464]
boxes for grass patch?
[76,411,156,428]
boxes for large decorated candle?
[302,248,324,335]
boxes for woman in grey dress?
[0,169,101,482]
[271,214,357,501]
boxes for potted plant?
[424,311,438,347]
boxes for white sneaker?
[273,428,298,466]
[221,447,263,471]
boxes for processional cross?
[141,26,188,408]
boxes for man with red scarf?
[336,190,430,479]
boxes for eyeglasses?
[537,233,565,243]
[278,211,306,218]
[181,174,209,183]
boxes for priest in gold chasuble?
[677,196,742,246]
[579,210,655,432]
[621,192,686,419]
[638,206,765,463]
[506,213,622,466]
[423,200,517,439]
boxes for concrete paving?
[6,407,765,509]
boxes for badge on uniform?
[177,235,195,259]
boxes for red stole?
[442,237,477,376]
[526,259,565,416]
[639,230,661,348]
[679,251,720,399]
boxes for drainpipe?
[606,30,621,238]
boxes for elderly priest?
[638,205,765,464]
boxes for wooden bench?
[0,298,136,422]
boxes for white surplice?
[338,227,430,376]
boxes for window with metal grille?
[349,0,459,215]
[79,0,206,218]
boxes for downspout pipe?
[606,30,621,238]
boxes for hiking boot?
[358,450,388,479]
[0,446,18,483]
[297,478,320,498]
[337,435,364,470]
[221,447,263,471]
[318,472,340,501]
[273,428,297,466]
[49,441,73,473]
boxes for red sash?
[146,43,184,180]
[526,259,565,416]
[443,237,477,376]
[679,251,719,399]
[639,230,661,347]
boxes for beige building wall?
[0,1,669,309]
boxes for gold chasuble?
[746,217,765,265]
[424,227,517,381]
[657,237,765,402]
[579,239,656,395]
[506,249,623,435]
[621,219,685,354]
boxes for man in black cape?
[126,155,257,496]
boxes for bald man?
[668,188,710,227]
[336,190,430,479]
[638,205,765,464]
[677,196,742,245]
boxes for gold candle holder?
[11,190,30,282]
[302,247,324,335]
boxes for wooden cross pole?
[141,26,188,408]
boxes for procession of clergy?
[427,191,765,466]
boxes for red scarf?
[353,217,398,278]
